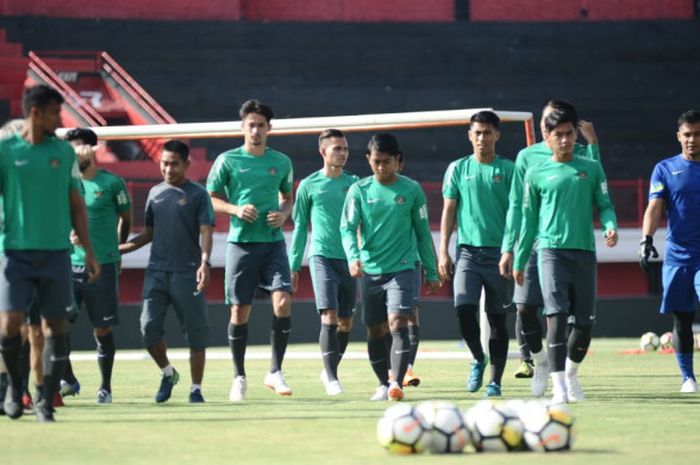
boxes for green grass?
[2,338,700,465]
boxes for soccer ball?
[464,401,524,452]
[376,404,431,454]
[416,401,470,453]
[521,401,576,452]
[659,331,673,350]
[640,332,660,351]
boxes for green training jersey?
[71,169,131,265]
[513,156,617,271]
[502,142,600,253]
[442,154,514,247]
[288,169,359,271]
[341,174,437,281]
[0,134,82,251]
[207,146,293,243]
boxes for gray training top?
[144,180,215,272]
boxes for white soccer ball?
[464,401,524,452]
[521,400,576,452]
[659,331,673,350]
[416,400,470,453]
[376,404,431,455]
[640,332,660,351]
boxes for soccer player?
[513,109,617,403]
[60,128,132,404]
[499,100,600,395]
[120,140,213,403]
[438,111,514,397]
[207,99,294,401]
[640,110,700,393]
[288,129,358,396]
[341,133,439,401]
[0,85,99,422]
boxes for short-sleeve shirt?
[648,154,700,266]
[206,146,293,243]
[71,169,131,265]
[288,169,359,271]
[442,154,514,247]
[145,180,215,272]
[0,134,82,252]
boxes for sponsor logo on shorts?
[577,170,588,180]
[177,197,188,206]
[268,167,278,176]
[395,195,406,205]
[50,159,61,168]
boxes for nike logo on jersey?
[546,175,558,181]
[464,175,476,180]
[239,168,252,173]
[367,198,380,204]
[317,190,329,194]
[14,159,29,167]
[103,315,116,321]
[282,329,292,334]
[671,170,684,176]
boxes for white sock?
[191,384,201,393]
[551,371,566,392]
[161,364,174,377]
[565,358,580,377]
[532,349,548,366]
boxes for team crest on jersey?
[342,186,349,193]
[577,170,588,180]
[177,197,188,206]
[268,167,278,176]
[94,190,104,198]
[50,158,60,168]
[395,195,406,205]
[493,175,502,183]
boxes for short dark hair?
[22,84,64,117]
[65,128,98,146]
[162,139,189,161]
[678,110,700,128]
[366,133,401,157]
[239,99,274,123]
[470,110,500,129]
[318,128,345,147]
[544,109,579,133]
[543,99,578,122]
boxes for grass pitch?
[1,338,699,465]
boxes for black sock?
[96,333,116,392]
[383,331,392,370]
[487,313,509,385]
[515,311,532,361]
[42,334,68,406]
[20,339,30,394]
[673,311,695,353]
[457,305,484,361]
[546,314,568,372]
[408,324,420,366]
[337,331,350,364]
[34,384,44,404]
[319,324,339,381]
[228,323,248,377]
[567,324,592,363]
[367,337,389,386]
[62,334,77,385]
[517,304,543,354]
[390,327,410,386]
[270,316,291,373]
[0,334,23,397]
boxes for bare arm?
[196,224,213,292]
[119,227,153,254]
[209,191,258,222]
[438,198,458,282]
[642,198,665,238]
[118,208,132,245]
[267,191,293,228]
[70,189,100,281]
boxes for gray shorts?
[513,247,544,307]
[359,269,415,326]
[225,241,292,305]
[413,262,422,306]
[141,269,209,350]
[309,255,356,318]
[453,246,514,313]
[72,262,119,328]
[0,250,72,320]
[538,248,597,326]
